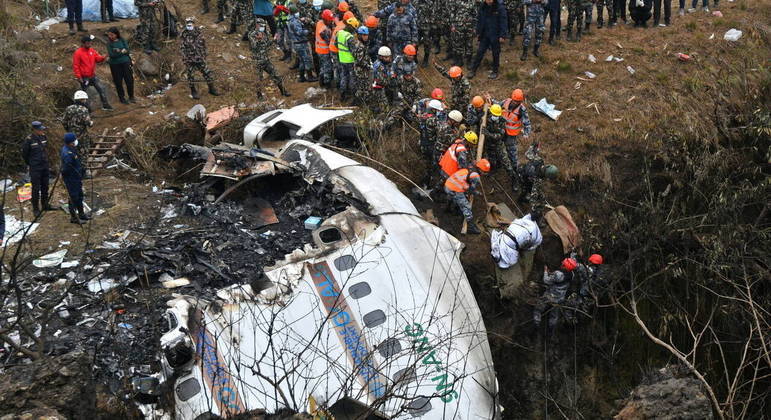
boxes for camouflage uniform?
[522,0,546,49]
[372,58,392,111]
[231,0,252,28]
[413,0,435,64]
[297,1,315,23]
[134,0,159,50]
[352,35,376,109]
[533,270,574,329]
[465,105,485,132]
[180,28,214,91]
[391,54,417,78]
[518,143,546,218]
[485,114,513,178]
[506,0,526,40]
[248,25,288,97]
[397,75,423,112]
[433,63,471,114]
[62,103,93,152]
[317,20,334,86]
[595,0,613,27]
[567,0,593,39]
[450,0,477,65]
[420,112,441,161]
[433,121,460,164]
[386,10,418,58]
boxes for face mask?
[313,5,321,10]
[298,0,306,3]
[258,26,265,32]
[73,140,79,147]
[490,116,499,122]
[186,24,194,30]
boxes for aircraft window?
[393,367,416,385]
[363,309,386,328]
[261,111,281,123]
[166,313,178,332]
[406,397,432,416]
[318,227,343,244]
[334,255,357,271]
[377,338,402,358]
[348,282,371,299]
[176,377,201,402]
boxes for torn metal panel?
[243,103,353,148]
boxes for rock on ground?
[615,366,713,420]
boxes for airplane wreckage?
[151,104,502,419]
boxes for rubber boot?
[289,58,300,70]
[520,46,528,61]
[190,85,200,99]
[215,10,225,23]
[567,29,574,41]
[68,22,75,35]
[299,70,307,82]
[69,207,84,224]
[77,204,91,221]
[454,55,464,67]
[422,48,429,68]
[77,23,86,32]
[442,50,453,61]
[576,27,582,41]
[208,83,219,96]
[533,44,540,57]
[33,203,41,218]
[279,83,292,96]
[467,67,477,79]
[226,23,237,34]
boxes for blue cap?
[357,26,369,35]
[31,121,46,130]
[63,133,77,144]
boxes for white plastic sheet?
[533,98,562,120]
[59,0,138,21]
[490,214,543,269]
[33,249,68,268]
[724,29,742,41]
[2,214,39,246]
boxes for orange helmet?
[342,11,354,21]
[588,254,604,265]
[403,44,416,56]
[471,96,484,108]
[561,258,578,272]
[476,159,491,173]
[365,15,379,28]
[431,88,444,100]
[511,88,524,102]
[448,66,462,78]
[338,1,349,12]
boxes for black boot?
[33,203,41,218]
[215,11,225,23]
[576,27,582,41]
[548,32,555,45]
[520,46,528,61]
[442,50,453,61]
[241,31,249,41]
[68,22,75,35]
[202,0,210,14]
[567,29,574,41]
[77,204,91,221]
[190,85,200,99]
[151,40,161,51]
[289,58,300,70]
[69,207,84,224]
[533,44,540,57]
[279,83,292,96]
[226,23,237,34]
[467,67,477,79]
[77,23,86,32]
[305,71,317,82]
[208,83,219,96]
[299,70,307,82]
[280,50,291,61]
[422,49,430,68]
[434,43,441,54]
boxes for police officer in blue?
[21,121,54,217]
[60,133,91,224]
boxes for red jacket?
[72,47,106,79]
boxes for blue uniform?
[60,145,84,212]
[289,14,313,71]
[523,0,546,48]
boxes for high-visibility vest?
[502,99,523,136]
[439,139,467,176]
[315,21,330,55]
[329,20,345,53]
[445,168,480,193]
[337,30,354,64]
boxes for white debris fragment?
[533,98,562,120]
[529,68,538,76]
[87,278,120,293]
[161,204,178,219]
[1,178,14,193]
[584,71,596,79]
[162,277,191,289]
[606,55,614,62]
[2,214,39,245]
[627,66,636,75]
[709,33,715,40]
[724,29,742,41]
[238,54,247,60]
[34,17,62,31]
[32,249,67,268]
[61,260,80,268]
[588,54,596,63]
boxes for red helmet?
[338,1,349,12]
[561,258,578,272]
[431,88,444,100]
[588,254,603,265]
[321,9,334,21]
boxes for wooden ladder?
[85,128,126,176]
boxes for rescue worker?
[596,0,613,28]
[21,121,53,216]
[577,254,606,308]
[417,99,444,171]
[434,109,464,164]
[248,18,291,97]
[72,35,112,111]
[62,91,94,153]
[521,0,546,61]
[546,0,561,45]
[391,44,418,79]
[180,19,219,99]
[518,143,558,221]
[444,159,491,235]
[413,0,435,67]
[449,0,477,67]
[226,0,252,35]
[274,0,293,61]
[315,9,335,87]
[439,131,477,181]
[327,8,350,88]
[500,88,532,190]
[630,0,654,27]
[289,4,318,82]
[469,0,508,80]
[352,25,374,107]
[135,0,160,54]
[214,0,229,23]
[396,72,422,117]
[611,0,627,26]
[60,133,91,224]
[386,3,418,59]
[372,46,394,107]
[365,16,382,61]
[433,63,471,116]
[485,103,513,178]
[567,0,593,40]
[533,259,576,330]
[337,17,360,101]
[465,96,486,131]
[506,0,525,42]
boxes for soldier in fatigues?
[413,0,435,66]
[596,0,613,27]
[214,0,229,23]
[417,99,444,182]
[484,104,514,180]
[371,46,393,113]
[443,160,490,235]
[396,72,422,118]
[518,142,557,220]
[248,18,291,98]
[226,0,253,38]
[135,0,160,54]
[352,26,374,108]
[506,0,526,42]
[391,44,417,78]
[433,63,471,115]
[62,90,94,153]
[364,16,382,61]
[466,96,485,132]
[434,110,463,164]
[386,4,418,59]
[533,261,576,330]
[521,0,545,61]
[449,0,476,67]
[567,0,593,40]
[180,19,219,99]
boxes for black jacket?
[476,0,509,40]
[21,133,49,171]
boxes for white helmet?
[73,90,88,100]
[448,110,463,123]
[312,0,323,6]
[428,99,443,111]
[378,46,392,57]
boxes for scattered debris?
[533,98,562,120]
[628,96,637,103]
[709,33,715,40]
[1,178,14,193]
[712,10,723,17]
[32,249,68,268]
[304,86,327,99]
[584,71,596,79]
[724,29,742,41]
[34,17,63,31]
[529,68,538,76]
[161,277,191,288]
[186,104,207,121]
[588,54,597,63]
[627,66,636,75]
[606,55,615,62]
[2,214,39,245]
[303,216,322,230]
[677,53,692,62]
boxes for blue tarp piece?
[59,0,138,21]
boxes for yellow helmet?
[346,17,360,28]
[490,104,503,117]
[464,131,478,144]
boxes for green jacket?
[107,39,131,65]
